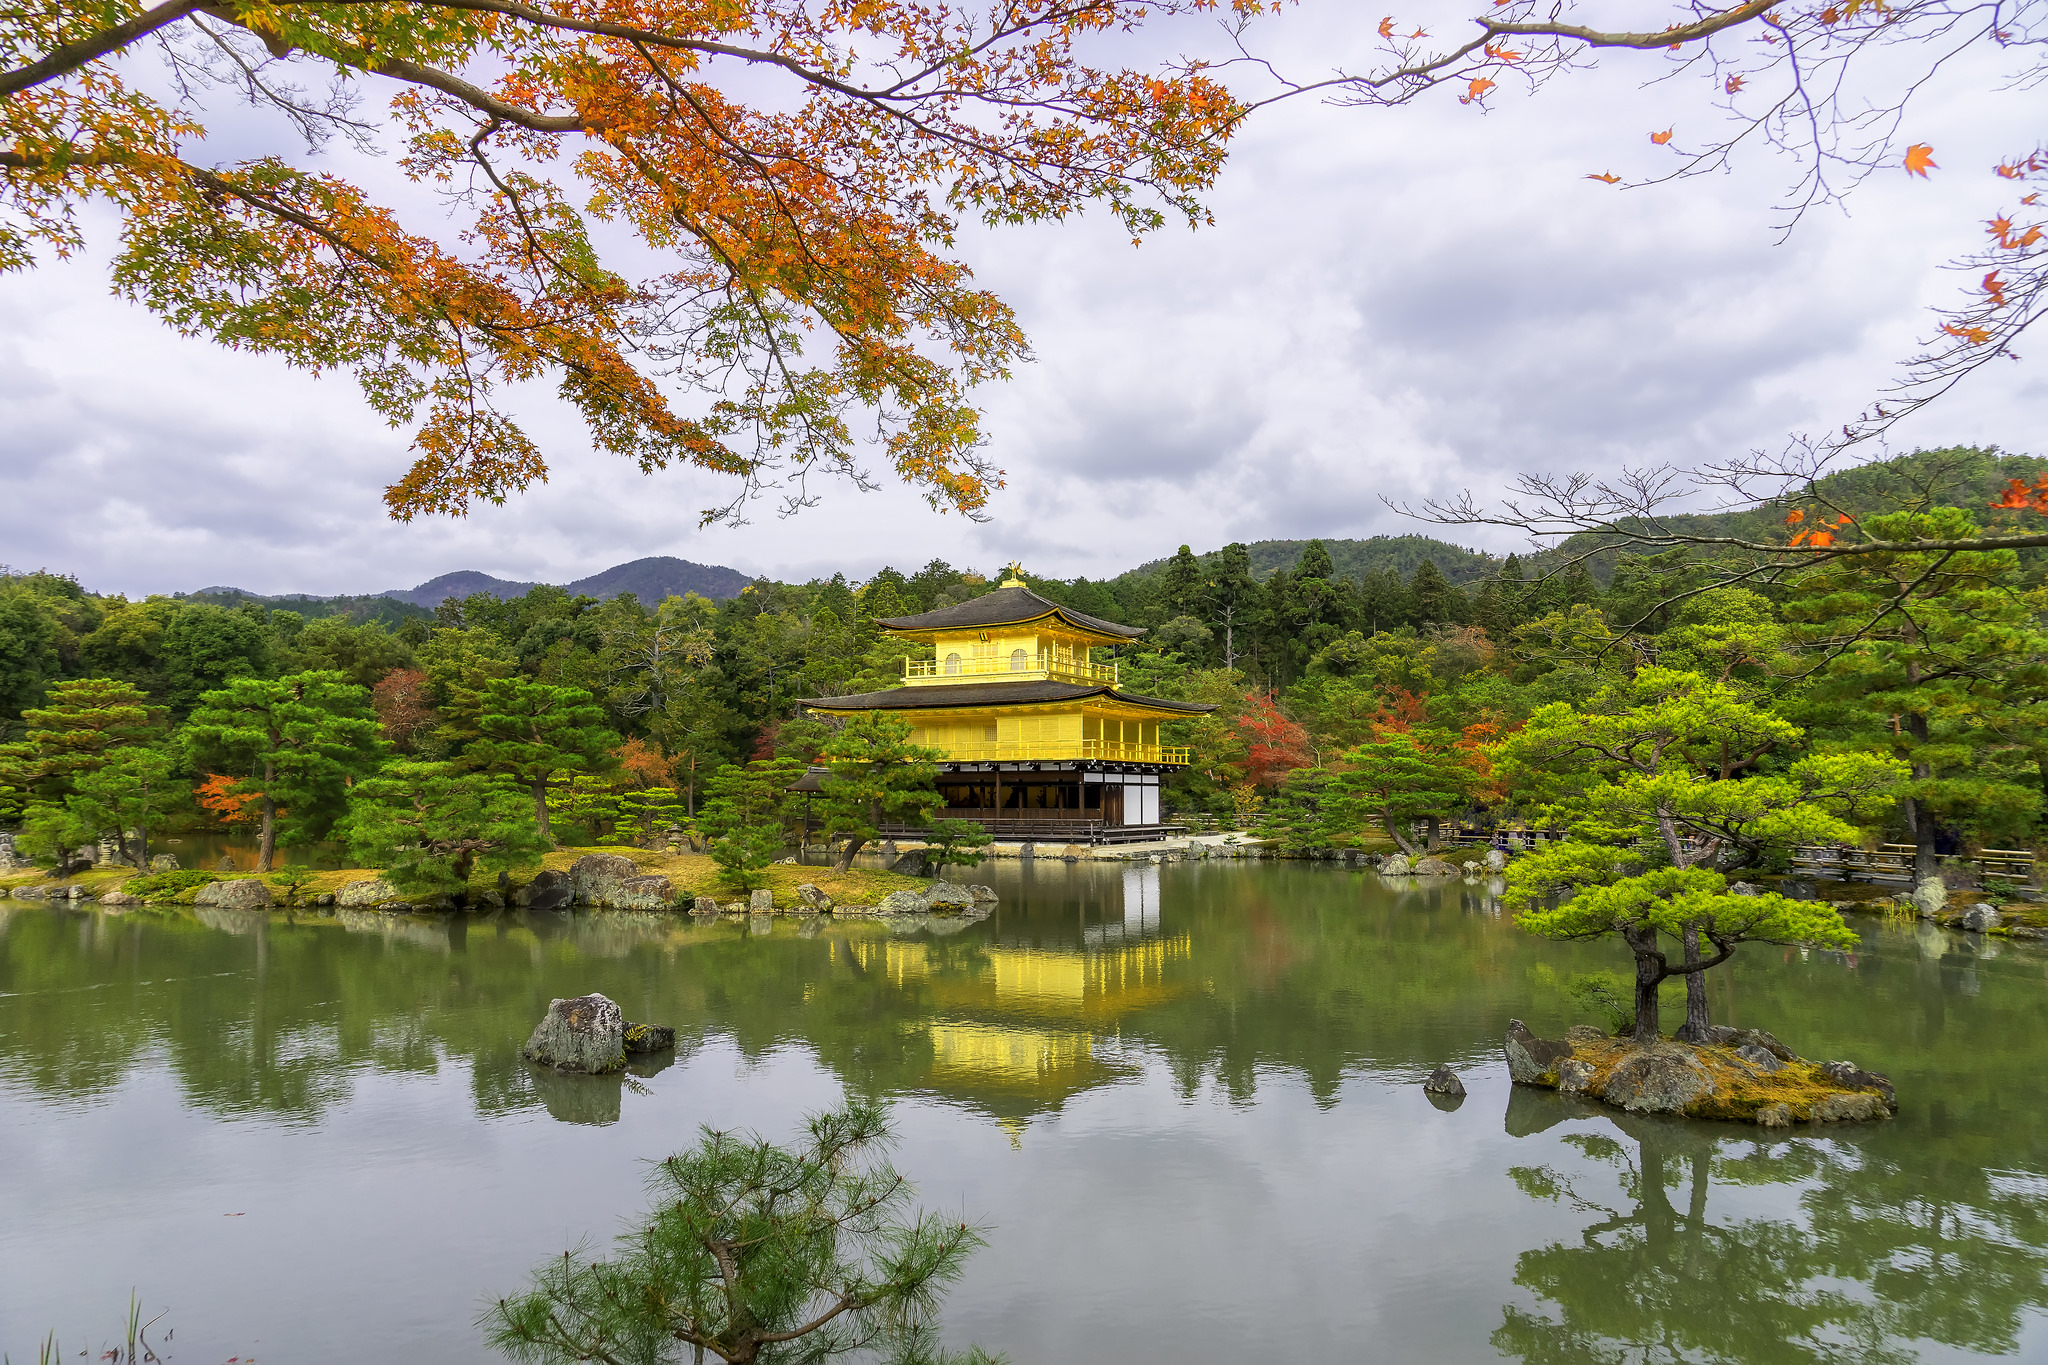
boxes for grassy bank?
[0,848,929,910]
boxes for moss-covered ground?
[0,847,927,910]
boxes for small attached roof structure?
[799,681,1213,715]
[876,585,1144,646]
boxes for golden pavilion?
[802,567,1213,842]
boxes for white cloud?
[1,15,2037,596]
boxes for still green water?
[1,862,2044,1362]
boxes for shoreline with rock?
[1502,1018,1895,1127]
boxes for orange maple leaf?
[1996,162,2026,179]
[1378,15,1394,36]
[1942,322,1993,344]
[1461,76,1496,102]
[2024,192,2042,206]
[1484,41,1523,59]
[1586,171,1622,183]
[1989,214,2017,246]
[1984,270,2008,306]
[2020,225,2045,247]
[1650,128,1674,145]
[1903,143,1937,177]
[1410,26,1428,37]
[1990,477,2048,512]
[1785,509,1806,525]
[1819,6,1841,22]
[1725,74,1746,94]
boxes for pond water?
[3,862,2046,1363]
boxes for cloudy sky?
[1,4,2038,598]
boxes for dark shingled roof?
[876,585,1144,639]
[800,680,1214,714]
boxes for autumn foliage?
[196,772,262,825]
[2,0,1247,523]
[1236,692,1314,788]
[371,668,435,752]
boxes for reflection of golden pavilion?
[837,868,1191,1115]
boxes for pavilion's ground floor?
[910,761,1187,845]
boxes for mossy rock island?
[1503,1019,1894,1127]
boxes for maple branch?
[1483,0,1779,52]
[0,0,210,96]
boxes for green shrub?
[121,869,221,899]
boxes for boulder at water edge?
[605,875,673,911]
[195,878,272,911]
[1598,1047,1716,1115]
[749,888,775,913]
[570,853,641,907]
[1503,1019,1573,1084]
[876,890,927,915]
[796,883,833,913]
[691,895,720,915]
[1422,1064,1466,1097]
[148,853,180,872]
[923,882,977,912]
[99,890,139,908]
[521,993,626,1074]
[1413,855,1459,877]
[1912,876,1947,918]
[520,869,574,911]
[1485,848,1507,873]
[1378,853,1413,876]
[1961,904,2001,932]
[337,877,402,908]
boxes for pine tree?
[1501,668,1904,1041]
[19,743,183,870]
[1204,542,1260,673]
[698,757,803,891]
[183,671,388,870]
[339,761,551,898]
[1784,507,2048,883]
[462,678,620,843]
[1408,559,1467,627]
[1357,568,1412,635]
[484,1100,995,1365]
[1326,731,1480,855]
[1,678,167,802]
[817,713,945,869]
[1157,544,1206,622]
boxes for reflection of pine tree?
[1495,1108,2048,1363]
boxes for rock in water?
[749,888,775,913]
[522,994,626,1074]
[691,895,720,915]
[1597,1047,1716,1115]
[521,869,573,911]
[608,875,672,911]
[1820,1060,1896,1108]
[795,883,833,913]
[1379,853,1413,876]
[195,878,272,911]
[1912,876,1947,918]
[571,853,641,907]
[337,877,402,908]
[1422,1064,1466,1097]
[99,890,139,908]
[969,885,999,904]
[1556,1058,1596,1093]
[1485,848,1507,873]
[1503,1019,1574,1084]
[622,1021,676,1054]
[923,882,976,912]
[876,890,927,915]
[1413,856,1458,877]
[1961,904,2001,932]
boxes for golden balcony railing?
[915,739,1191,766]
[903,652,1118,687]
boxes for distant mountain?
[563,556,754,603]
[1124,534,1503,587]
[372,556,755,608]
[376,569,541,608]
